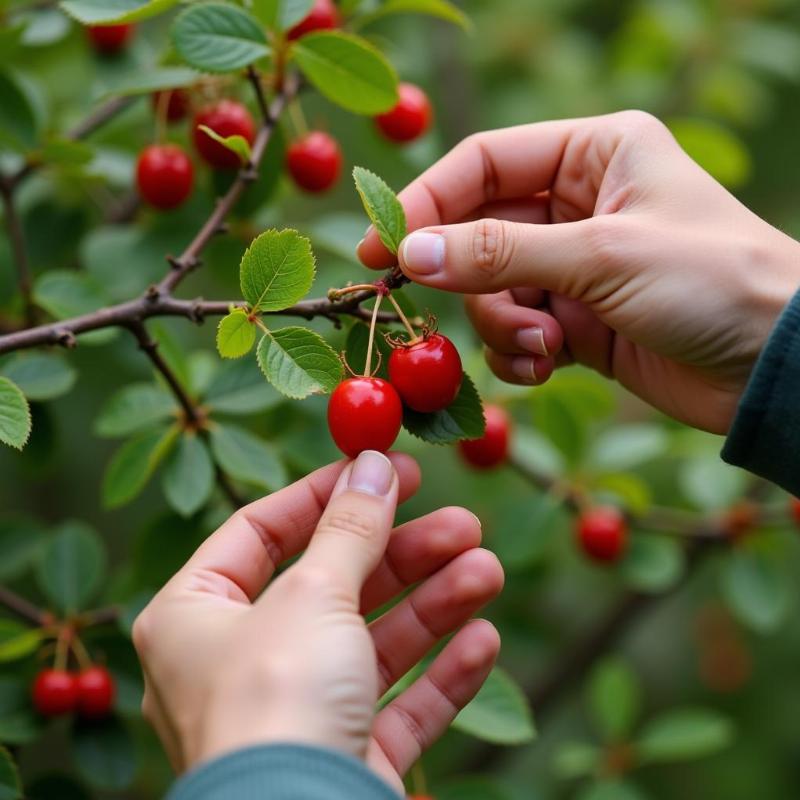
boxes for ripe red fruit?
[375,83,432,143]
[286,132,342,193]
[577,507,627,563]
[388,334,462,413]
[85,24,134,54]
[193,101,256,170]
[328,377,403,458]
[136,144,194,210]
[76,666,116,719]
[151,89,190,123]
[32,669,78,717]
[791,497,800,526]
[458,404,510,469]
[287,0,339,40]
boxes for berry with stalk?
[458,404,510,469]
[577,506,627,563]
[193,101,256,170]
[375,83,433,143]
[286,131,342,193]
[136,144,194,210]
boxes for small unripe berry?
[577,507,627,563]
[286,131,342,193]
[375,83,432,143]
[85,24,134,54]
[287,0,339,40]
[458,405,510,469]
[151,89,190,123]
[136,144,194,210]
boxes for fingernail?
[401,232,445,275]
[511,356,538,384]
[348,450,394,497]
[516,327,548,356]
[468,511,482,529]
[356,237,366,251]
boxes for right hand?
[358,111,800,433]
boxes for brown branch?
[158,74,299,294]
[0,585,47,626]
[0,182,36,326]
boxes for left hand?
[132,451,503,794]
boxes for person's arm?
[722,287,800,496]
[358,111,800,444]
[133,450,504,797]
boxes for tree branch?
[0,585,47,626]
[0,181,36,326]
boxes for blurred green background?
[2,0,800,798]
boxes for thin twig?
[0,182,36,326]
[0,586,47,626]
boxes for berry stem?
[70,634,93,671]
[386,291,419,342]
[154,90,169,145]
[329,283,378,299]
[54,625,70,672]
[288,97,309,138]
[410,761,428,796]
[364,293,383,377]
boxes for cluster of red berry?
[87,0,432,211]
[32,665,115,719]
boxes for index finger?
[357,120,575,269]
[174,453,421,603]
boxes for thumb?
[398,216,616,297]
[299,450,399,597]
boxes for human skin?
[133,451,503,794]
[358,110,800,433]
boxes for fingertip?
[457,619,502,671]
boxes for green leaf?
[36,521,106,614]
[216,308,257,358]
[203,358,282,415]
[33,271,115,346]
[197,124,252,164]
[239,229,316,313]
[668,118,751,188]
[721,548,790,634]
[26,773,91,800]
[101,66,200,97]
[171,3,270,74]
[0,747,21,800]
[436,777,512,800]
[357,0,471,31]
[553,741,601,780]
[0,515,46,580]
[38,138,93,167]
[680,457,747,511]
[291,31,398,114]
[254,0,314,29]
[532,389,586,468]
[636,708,734,764]
[588,658,641,741]
[402,373,485,444]
[60,0,179,24]
[1,353,76,401]
[209,423,287,490]
[0,71,38,152]
[352,167,407,255]
[576,781,649,800]
[588,424,669,473]
[0,621,43,663]
[162,433,215,517]
[72,717,137,790]
[102,428,177,509]
[452,667,536,745]
[0,377,30,451]
[620,533,684,593]
[94,383,176,438]
[256,327,343,399]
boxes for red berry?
[193,100,256,170]
[328,377,403,458]
[577,507,627,563]
[85,24,134,54]
[375,83,432,143]
[151,89,190,123]
[136,144,194,210]
[388,334,462,413]
[32,669,78,717]
[76,666,115,719]
[458,404,510,469]
[286,131,342,193]
[287,0,339,40]
[791,497,800,526]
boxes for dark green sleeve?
[166,744,403,800]
[722,287,800,495]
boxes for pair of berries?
[328,333,463,458]
[32,665,115,719]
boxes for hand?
[358,111,800,433]
[132,451,503,794]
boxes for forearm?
[167,744,404,800]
